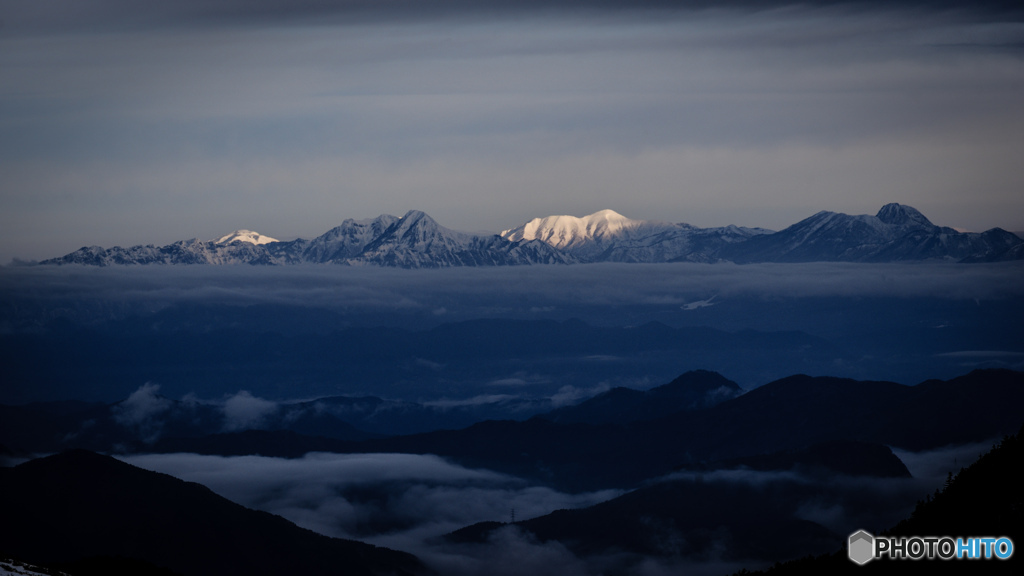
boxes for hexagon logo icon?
[848,530,875,565]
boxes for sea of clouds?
[117,437,996,576]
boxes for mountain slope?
[343,369,1024,491]
[539,369,743,425]
[41,239,274,266]
[300,214,400,263]
[445,441,910,566]
[452,473,842,563]
[445,431,1019,570]
[500,209,771,263]
[0,450,427,576]
[214,230,279,245]
[358,210,570,267]
[41,210,569,268]
[722,203,1023,263]
[738,424,1024,575]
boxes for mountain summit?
[501,209,770,262]
[214,230,280,245]
[722,203,1022,263]
[501,209,641,249]
[875,202,934,229]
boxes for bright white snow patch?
[501,209,641,248]
[214,229,279,245]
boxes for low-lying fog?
[119,439,996,576]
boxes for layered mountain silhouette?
[0,316,839,418]
[444,444,909,564]
[448,472,844,563]
[0,450,428,576]
[0,368,746,456]
[40,204,1023,266]
[3,371,1020,574]
[735,424,1024,575]
[445,427,1022,570]
[29,369,1015,493]
[722,203,1023,263]
[332,369,1024,491]
[538,369,743,425]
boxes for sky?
[2,0,1024,263]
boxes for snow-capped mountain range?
[40,204,1023,267]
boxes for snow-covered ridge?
[501,209,646,249]
[501,208,771,262]
[215,230,279,245]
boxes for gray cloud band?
[5,262,1023,310]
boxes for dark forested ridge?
[0,450,429,576]
[732,424,1024,575]
[347,369,1024,491]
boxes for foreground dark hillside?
[0,450,428,576]
[738,425,1024,575]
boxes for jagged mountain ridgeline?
[40,204,1023,267]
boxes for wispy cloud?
[221,390,278,431]
[112,382,172,443]
[120,452,620,546]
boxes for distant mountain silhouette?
[0,450,428,576]
[1,318,838,445]
[721,203,1023,263]
[442,443,910,564]
[9,369,1018,495]
[54,369,1019,494]
[348,369,1024,490]
[39,203,1023,266]
[449,476,841,563]
[446,426,1021,569]
[680,440,911,479]
[539,369,743,424]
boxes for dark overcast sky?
[2,0,1023,262]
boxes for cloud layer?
[4,261,1023,314]
[120,452,620,547]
